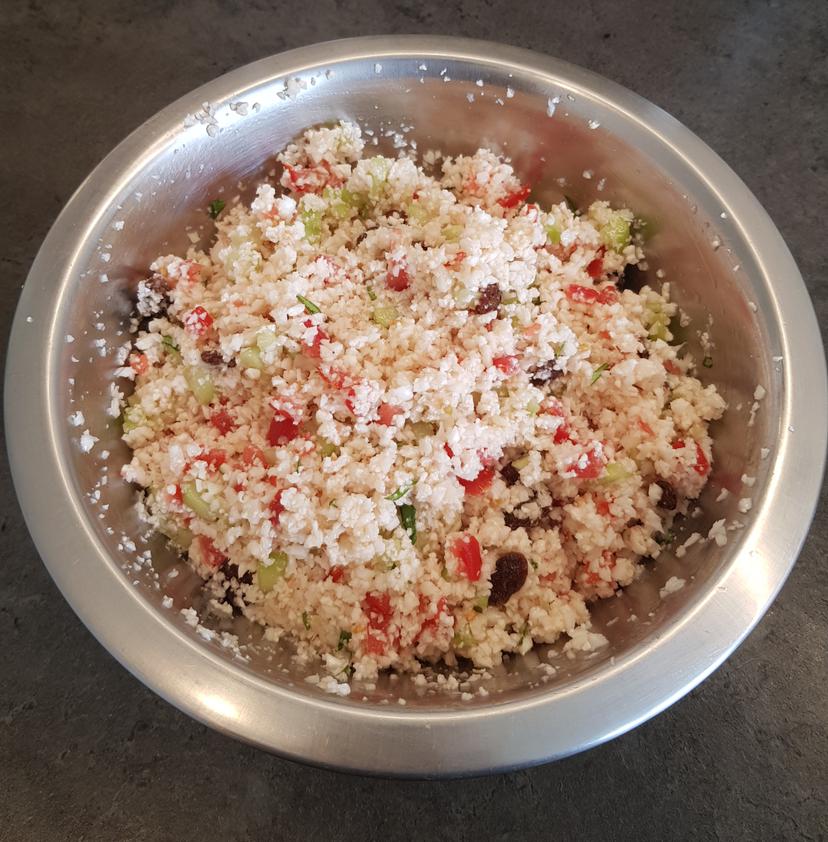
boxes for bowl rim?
[5,35,827,776]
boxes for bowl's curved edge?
[5,36,827,777]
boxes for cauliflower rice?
[119,121,725,683]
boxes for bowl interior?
[54,52,778,709]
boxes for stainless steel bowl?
[6,36,826,776]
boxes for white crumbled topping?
[760,448,770,460]
[68,410,85,427]
[741,474,755,487]
[715,487,730,502]
[65,334,75,343]
[738,497,753,514]
[754,385,766,400]
[79,430,98,453]
[708,519,728,547]
[659,576,685,597]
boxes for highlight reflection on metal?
[5,37,826,776]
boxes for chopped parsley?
[366,284,378,301]
[397,503,417,544]
[161,335,180,355]
[337,629,352,650]
[385,482,416,502]
[590,362,610,384]
[208,199,225,219]
[301,611,312,631]
[296,294,321,314]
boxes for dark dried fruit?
[529,360,563,387]
[473,284,502,315]
[626,518,644,528]
[655,479,677,510]
[489,552,529,605]
[200,349,225,366]
[503,510,533,530]
[226,358,236,368]
[618,263,645,293]
[500,462,520,487]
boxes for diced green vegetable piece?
[501,292,518,305]
[600,214,631,250]
[545,224,561,244]
[406,200,430,225]
[386,483,415,502]
[409,420,435,439]
[122,405,146,433]
[184,366,215,405]
[296,294,321,314]
[161,335,180,356]
[256,329,277,352]
[367,156,391,198]
[648,321,670,342]
[162,523,193,549]
[371,306,398,328]
[317,437,340,458]
[453,286,477,309]
[337,630,352,650]
[397,503,416,544]
[301,209,323,243]
[472,595,489,613]
[181,481,214,520]
[634,215,659,241]
[526,399,540,416]
[239,347,264,371]
[302,611,312,630]
[366,285,377,301]
[703,356,713,368]
[512,455,530,470]
[258,551,289,592]
[452,627,476,648]
[442,224,463,242]
[655,530,674,546]
[208,199,225,219]
[590,363,610,384]
[601,462,632,484]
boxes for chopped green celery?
[181,481,214,520]
[545,224,561,244]
[317,437,340,458]
[397,503,416,543]
[648,321,670,342]
[409,420,435,439]
[452,627,477,648]
[327,187,369,219]
[161,335,180,356]
[296,294,321,314]
[442,224,463,242]
[406,200,430,225]
[256,329,277,352]
[301,208,323,243]
[526,399,540,416]
[501,292,518,305]
[453,287,477,309]
[600,213,631,250]
[122,405,147,433]
[367,156,391,198]
[590,363,610,384]
[601,462,632,484]
[162,523,193,549]
[337,629,352,650]
[258,551,289,592]
[472,595,489,613]
[371,306,398,328]
[239,347,264,370]
[510,315,523,330]
[366,285,377,301]
[301,611,312,630]
[512,455,530,470]
[184,366,215,405]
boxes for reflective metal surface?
[5,36,826,776]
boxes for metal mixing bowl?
[6,36,826,776]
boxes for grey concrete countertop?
[1,1,826,839]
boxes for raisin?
[200,349,225,366]
[473,284,502,315]
[504,510,533,530]
[226,358,236,368]
[655,479,677,510]
[529,360,563,387]
[626,518,644,528]
[489,552,529,605]
[618,263,645,293]
[500,462,520,487]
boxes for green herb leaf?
[530,559,539,570]
[161,335,180,355]
[397,503,417,544]
[590,363,610,385]
[366,285,378,301]
[385,482,415,502]
[208,199,225,219]
[337,629,352,650]
[296,294,321,314]
[302,611,311,630]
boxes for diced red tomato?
[451,534,482,581]
[638,419,654,436]
[664,359,681,375]
[497,184,531,209]
[363,634,386,655]
[458,465,495,496]
[362,591,393,632]
[165,484,183,505]
[596,498,612,517]
[672,438,685,449]
[241,445,268,468]
[586,257,604,279]
[200,449,227,471]
[386,259,411,291]
[301,319,329,359]
[318,365,351,390]
[128,352,148,375]
[377,403,403,426]
[268,490,284,527]
[568,443,605,479]
[210,409,236,435]
[492,355,520,375]
[416,596,449,641]
[267,411,300,446]
[233,482,245,493]
[444,250,466,269]
[195,535,225,568]
[281,161,339,194]
[182,261,202,284]
[183,306,213,337]
[444,443,454,458]
[327,565,346,584]
[565,283,618,305]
